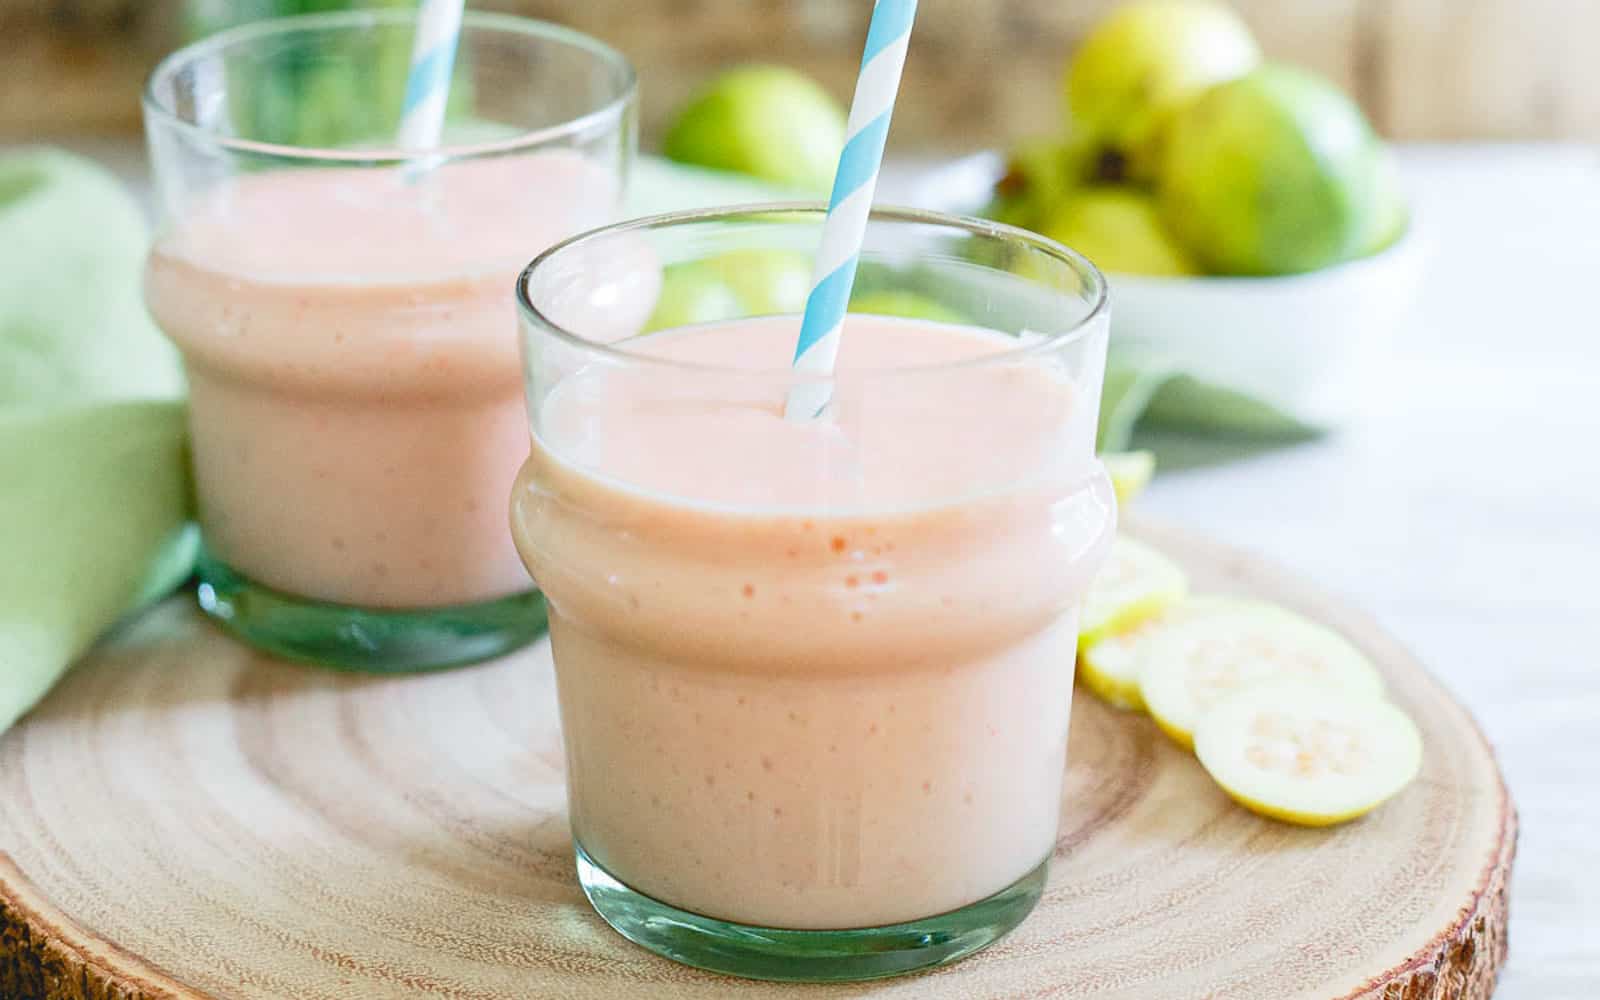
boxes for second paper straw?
[398,0,465,150]
[785,0,919,421]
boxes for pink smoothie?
[146,152,618,608]
[512,314,1115,929]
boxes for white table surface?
[32,138,1600,998]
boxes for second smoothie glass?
[513,206,1116,980]
[142,11,636,671]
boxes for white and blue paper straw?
[397,0,465,151]
[785,0,919,420]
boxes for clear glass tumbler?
[512,206,1117,980]
[142,11,636,672]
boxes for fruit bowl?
[894,152,1427,432]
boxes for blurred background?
[8,0,1600,149]
[2,4,1598,997]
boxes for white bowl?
[1105,230,1427,430]
[892,152,1429,431]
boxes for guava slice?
[1195,680,1422,826]
[1079,594,1229,712]
[1138,600,1385,749]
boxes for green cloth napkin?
[1,149,194,734]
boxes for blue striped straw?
[397,0,465,152]
[785,0,919,420]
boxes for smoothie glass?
[142,11,635,671]
[512,206,1116,980]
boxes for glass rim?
[142,9,637,165]
[516,203,1110,379]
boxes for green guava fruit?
[1159,64,1383,275]
[704,250,813,315]
[1044,186,1199,277]
[644,265,745,332]
[849,290,967,323]
[1357,145,1410,256]
[1066,0,1260,175]
[663,66,847,193]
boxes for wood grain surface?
[0,519,1514,999]
[6,0,1600,146]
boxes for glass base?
[195,548,547,673]
[575,841,1046,982]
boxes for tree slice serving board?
[0,519,1515,1000]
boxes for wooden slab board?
[0,519,1515,999]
